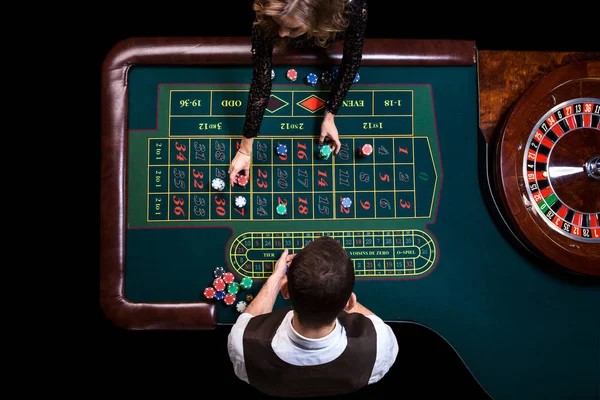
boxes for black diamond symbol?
[266,95,288,113]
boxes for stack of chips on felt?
[236,174,249,187]
[318,144,332,160]
[203,266,254,312]
[305,72,319,86]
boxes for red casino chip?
[286,68,298,81]
[237,174,249,187]
[224,293,236,306]
[359,143,373,157]
[222,272,235,284]
[213,278,226,292]
[203,287,215,299]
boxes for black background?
[93,3,596,398]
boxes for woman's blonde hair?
[253,0,350,48]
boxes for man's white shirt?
[228,310,399,384]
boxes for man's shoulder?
[338,312,379,338]
[236,312,255,323]
[364,315,397,338]
[366,315,398,352]
[365,314,392,329]
[230,312,254,335]
[232,309,292,335]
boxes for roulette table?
[100,38,599,399]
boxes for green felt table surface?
[123,65,599,400]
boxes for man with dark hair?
[227,236,399,397]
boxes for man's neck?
[291,315,336,339]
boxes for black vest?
[242,307,377,398]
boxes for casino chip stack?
[206,276,225,301]
[235,196,247,208]
[276,203,287,216]
[358,143,372,158]
[213,266,225,278]
[240,277,253,290]
[222,275,236,304]
[213,277,226,292]
[214,290,226,301]
[286,69,298,82]
[222,272,235,284]
[203,287,216,299]
[306,72,318,86]
[224,293,236,306]
[236,174,249,188]
[227,282,240,295]
[319,144,332,160]
[204,268,256,312]
[236,301,247,313]
[276,143,287,157]
[341,197,352,209]
[212,178,225,191]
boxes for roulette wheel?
[492,61,600,276]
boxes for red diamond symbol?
[298,95,325,113]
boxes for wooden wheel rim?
[494,61,600,276]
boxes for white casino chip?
[235,196,247,208]
[236,301,247,312]
[212,178,225,191]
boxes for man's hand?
[273,248,295,281]
[319,111,341,154]
[243,248,296,317]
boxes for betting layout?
[229,230,435,279]
[136,67,442,280]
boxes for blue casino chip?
[214,290,226,301]
[306,72,318,86]
[276,143,288,156]
[341,197,352,208]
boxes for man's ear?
[344,292,357,312]
[281,275,290,299]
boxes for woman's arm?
[243,23,274,139]
[229,23,274,185]
[325,0,368,115]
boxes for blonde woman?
[228,0,368,185]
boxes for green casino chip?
[240,277,253,290]
[319,145,332,160]
[227,282,240,295]
[276,204,287,215]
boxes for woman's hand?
[229,137,254,186]
[319,110,341,154]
